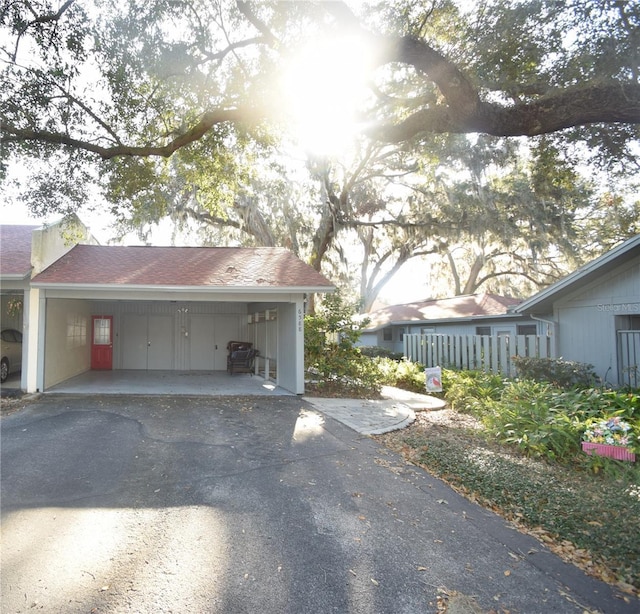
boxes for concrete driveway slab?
[2,395,637,614]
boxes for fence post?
[461,335,469,370]
[454,335,461,369]
[439,335,448,367]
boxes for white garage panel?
[122,314,147,369]
[122,313,174,370]
[148,315,174,369]
[213,315,241,370]
[189,314,240,370]
[189,315,215,370]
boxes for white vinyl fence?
[403,333,552,377]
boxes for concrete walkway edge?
[303,386,446,435]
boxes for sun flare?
[280,34,373,156]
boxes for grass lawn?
[374,406,640,598]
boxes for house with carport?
[1,217,101,390]
[1,218,334,395]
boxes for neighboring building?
[358,292,538,355]
[514,234,640,387]
[1,217,99,390]
[0,220,334,395]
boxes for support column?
[20,288,30,392]
[26,288,45,393]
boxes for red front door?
[91,316,113,370]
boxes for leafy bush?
[441,369,505,414]
[370,357,434,393]
[482,380,583,460]
[586,389,640,420]
[512,356,597,388]
[472,381,640,461]
[384,359,427,393]
[359,346,404,361]
[304,294,381,397]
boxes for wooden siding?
[553,259,640,386]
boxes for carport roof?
[30,244,335,291]
[0,224,38,279]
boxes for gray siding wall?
[555,257,640,386]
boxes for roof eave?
[0,272,32,281]
[362,312,525,332]
[30,282,335,293]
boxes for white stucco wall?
[31,216,98,276]
[277,300,304,394]
[44,298,92,388]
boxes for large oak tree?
[2,1,638,163]
[1,0,638,303]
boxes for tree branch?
[1,107,258,159]
[372,78,640,141]
[387,35,482,123]
[365,31,640,140]
[10,0,77,62]
[235,1,279,47]
[177,204,242,232]
[472,269,549,290]
[4,6,640,160]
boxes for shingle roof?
[31,244,334,290]
[0,225,38,278]
[362,293,522,330]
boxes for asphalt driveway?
[1,394,637,613]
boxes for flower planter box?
[581,442,636,462]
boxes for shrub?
[304,293,381,397]
[482,380,583,460]
[372,356,399,386]
[512,356,597,388]
[372,357,434,394]
[388,359,427,393]
[441,369,505,414]
[359,346,404,361]
[476,382,640,461]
